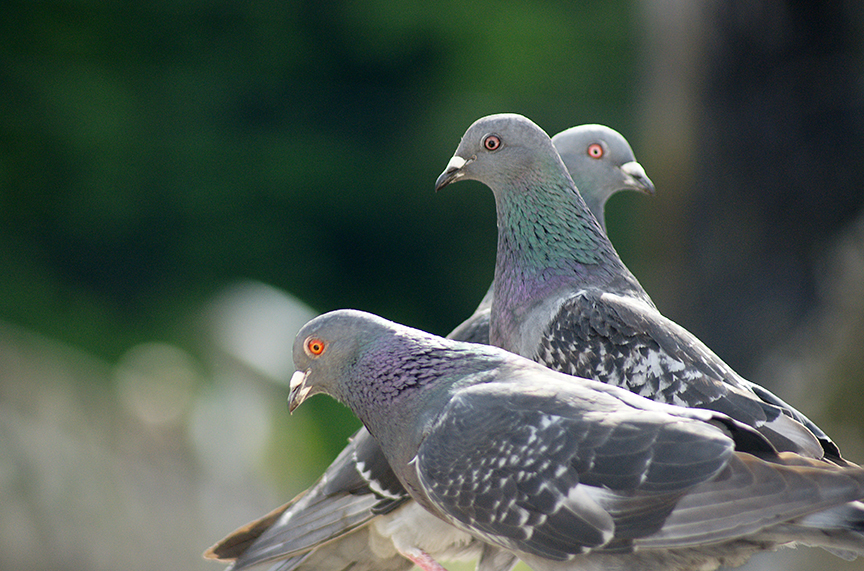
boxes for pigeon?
[435,113,845,466]
[287,309,864,571]
[448,124,654,344]
[205,124,655,571]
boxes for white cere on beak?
[446,155,467,171]
[620,161,647,180]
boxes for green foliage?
[0,0,639,461]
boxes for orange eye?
[305,337,326,356]
[587,143,603,159]
[483,135,501,151]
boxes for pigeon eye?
[305,337,326,357]
[587,143,604,159]
[483,135,501,151]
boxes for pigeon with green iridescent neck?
[288,309,864,571]
[205,124,655,571]
[436,113,845,465]
[449,124,654,343]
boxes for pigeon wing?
[415,380,734,561]
[536,291,826,459]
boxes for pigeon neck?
[493,175,617,290]
[580,191,608,234]
[348,340,502,468]
[489,173,638,352]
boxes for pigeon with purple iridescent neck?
[288,309,864,571]
[205,124,655,571]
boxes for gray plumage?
[287,309,864,571]
[435,113,844,466]
[449,124,654,343]
[206,124,653,571]
[552,124,654,234]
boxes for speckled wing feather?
[535,290,833,460]
[416,380,735,561]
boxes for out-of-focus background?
[2,1,864,570]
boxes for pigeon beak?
[620,161,655,196]
[435,155,472,191]
[288,370,313,413]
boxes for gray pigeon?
[288,309,864,571]
[206,124,654,571]
[449,124,654,344]
[435,113,845,466]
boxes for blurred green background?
[2,1,864,570]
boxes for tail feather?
[206,430,394,570]
[767,500,864,559]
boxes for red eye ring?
[587,143,604,159]
[305,337,326,356]
[483,135,501,151]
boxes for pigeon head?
[289,309,513,466]
[433,113,608,268]
[290,309,478,417]
[435,113,567,193]
[552,125,654,232]
[289,309,395,413]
